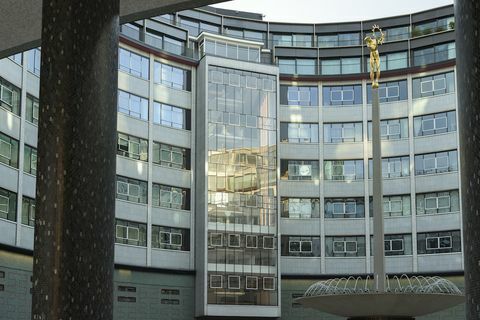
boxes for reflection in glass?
[207,66,278,306]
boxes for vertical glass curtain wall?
[207,65,278,306]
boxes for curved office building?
[0,4,464,320]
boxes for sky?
[212,0,454,23]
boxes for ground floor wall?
[0,250,466,320]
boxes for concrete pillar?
[371,89,386,292]
[31,1,119,319]
[454,1,480,318]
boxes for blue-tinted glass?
[279,59,295,74]
[321,60,340,75]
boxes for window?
[366,52,408,71]
[210,233,223,247]
[154,61,190,91]
[228,275,241,289]
[413,42,455,66]
[416,190,459,215]
[383,195,411,217]
[118,90,148,121]
[246,276,258,290]
[22,196,35,226]
[164,36,185,56]
[161,299,180,305]
[323,85,362,106]
[333,240,357,254]
[228,234,241,247]
[324,123,363,143]
[0,77,21,115]
[281,236,320,257]
[385,51,408,69]
[144,30,185,55]
[324,160,364,181]
[414,111,456,136]
[426,236,451,250]
[325,236,366,257]
[27,48,41,76]
[278,58,316,75]
[178,17,220,36]
[280,85,318,106]
[386,238,403,251]
[280,123,318,143]
[263,277,276,290]
[224,28,266,44]
[289,240,313,253]
[413,16,455,37]
[120,23,141,40]
[412,72,455,98]
[118,297,136,303]
[160,231,182,246]
[318,32,360,47]
[281,198,320,219]
[0,133,19,168]
[384,235,412,256]
[384,198,402,213]
[417,230,461,254]
[202,38,261,63]
[325,198,365,218]
[153,142,190,169]
[118,286,136,292]
[272,34,292,46]
[246,235,258,248]
[317,34,338,48]
[384,26,410,42]
[414,150,458,175]
[23,145,37,176]
[210,275,223,289]
[116,176,147,204]
[367,118,409,141]
[293,34,313,47]
[8,53,22,65]
[117,225,139,241]
[0,187,17,222]
[152,225,189,251]
[153,102,190,130]
[368,156,410,179]
[425,195,450,210]
[321,57,361,75]
[369,195,412,217]
[263,236,275,249]
[117,133,148,161]
[161,288,180,295]
[119,48,149,79]
[280,160,319,180]
[367,80,407,103]
[338,33,360,46]
[152,184,189,210]
[26,94,40,125]
[115,219,147,246]
[370,234,413,256]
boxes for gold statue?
[364,25,385,88]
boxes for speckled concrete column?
[32,1,119,319]
[454,1,480,318]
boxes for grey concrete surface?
[0,0,225,58]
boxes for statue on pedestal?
[364,25,384,88]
